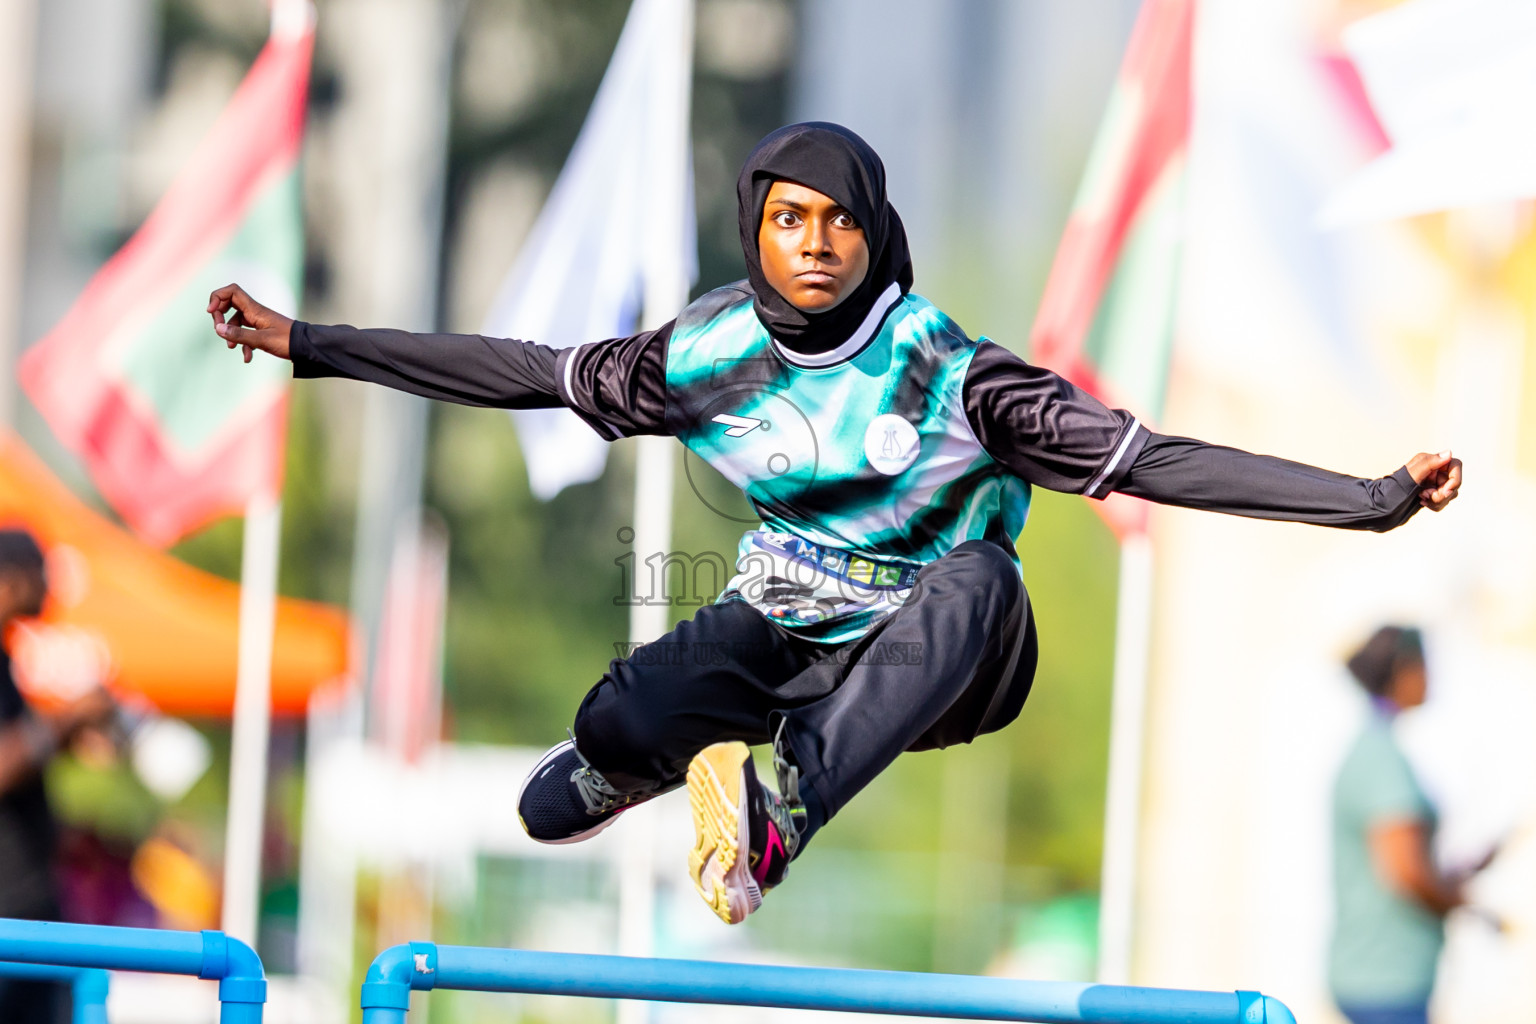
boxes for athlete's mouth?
[795,270,837,286]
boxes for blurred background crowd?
[0,0,1532,1022]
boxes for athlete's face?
[757,180,870,313]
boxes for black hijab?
[737,122,914,353]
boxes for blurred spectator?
[0,529,116,1023]
[1328,626,1491,1024]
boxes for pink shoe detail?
[751,819,787,888]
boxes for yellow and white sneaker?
[687,740,801,924]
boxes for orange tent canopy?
[0,432,353,716]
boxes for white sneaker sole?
[687,741,763,924]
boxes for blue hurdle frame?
[0,961,110,1024]
[0,919,266,1023]
[361,944,1298,1024]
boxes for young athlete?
[210,122,1462,924]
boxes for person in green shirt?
[1329,626,1487,1024]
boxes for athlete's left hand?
[1404,451,1462,511]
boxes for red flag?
[19,23,313,545]
[1030,0,1194,538]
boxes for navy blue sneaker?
[517,739,653,844]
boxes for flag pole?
[1097,532,1154,983]
[222,491,283,944]
[617,5,693,1024]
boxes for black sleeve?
[1116,433,1423,532]
[551,323,671,439]
[290,320,672,437]
[963,341,1148,496]
[291,321,564,407]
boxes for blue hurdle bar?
[0,961,110,1024]
[0,919,265,1023]
[361,944,1297,1024]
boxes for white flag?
[483,0,697,500]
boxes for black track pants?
[572,539,1037,845]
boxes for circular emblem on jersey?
[864,414,920,476]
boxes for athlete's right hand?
[208,283,293,363]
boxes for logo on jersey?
[712,413,764,437]
[863,414,920,475]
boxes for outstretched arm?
[963,342,1461,530]
[1117,434,1461,532]
[208,283,672,436]
[209,282,565,408]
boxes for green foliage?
[170,382,354,603]
[428,404,634,746]
[46,755,162,843]
[1009,489,1119,889]
[170,517,243,584]
[274,384,356,606]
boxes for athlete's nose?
[802,217,831,259]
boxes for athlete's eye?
[773,210,800,228]
[833,212,857,229]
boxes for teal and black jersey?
[548,280,1150,643]
[659,283,1029,641]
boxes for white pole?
[1097,532,1154,983]
[617,5,692,1024]
[222,492,283,945]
